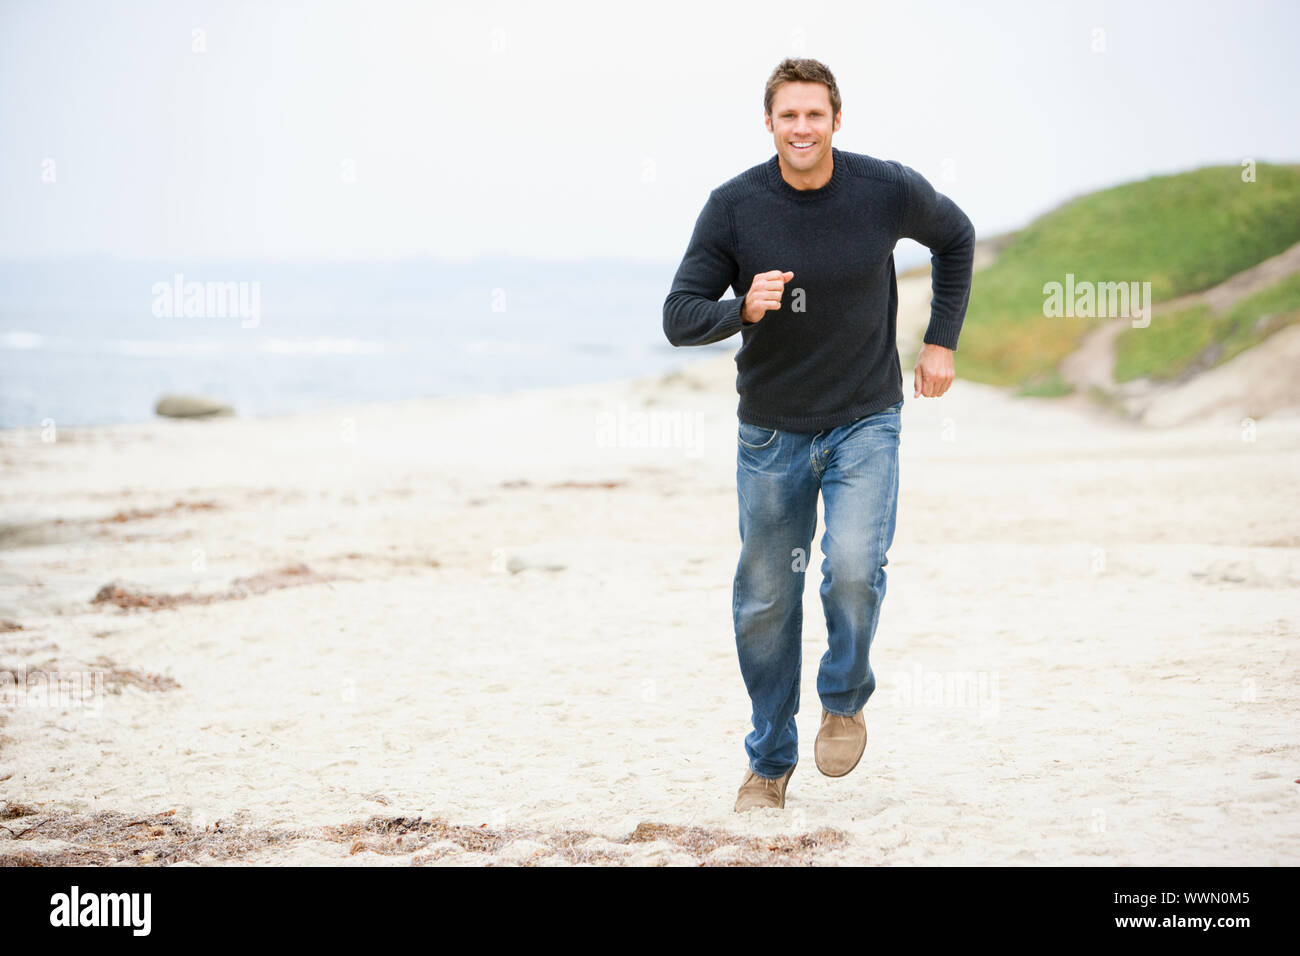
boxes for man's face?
[765,81,840,173]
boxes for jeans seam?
[732,566,740,622]
[852,429,899,718]
[878,435,899,560]
[770,664,802,778]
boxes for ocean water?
[0,257,735,428]
[0,247,930,428]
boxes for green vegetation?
[1015,371,1074,398]
[956,163,1300,387]
[1113,270,1300,382]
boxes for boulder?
[153,394,235,419]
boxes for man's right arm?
[662,189,747,347]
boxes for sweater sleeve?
[662,188,746,347]
[893,162,976,351]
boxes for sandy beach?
[2,273,1298,866]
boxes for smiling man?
[662,58,975,812]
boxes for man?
[661,58,975,812]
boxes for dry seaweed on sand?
[90,563,341,612]
[0,809,849,867]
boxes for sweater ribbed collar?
[765,146,843,202]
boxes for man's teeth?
[792,142,815,148]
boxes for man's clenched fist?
[742,270,795,324]
[913,342,955,398]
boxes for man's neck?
[777,148,834,190]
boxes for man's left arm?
[892,162,976,398]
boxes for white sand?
[2,279,1298,865]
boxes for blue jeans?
[732,399,902,779]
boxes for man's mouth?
[790,141,816,152]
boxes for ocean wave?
[113,339,227,357]
[461,338,546,356]
[0,333,233,357]
[259,337,387,356]
[0,331,44,350]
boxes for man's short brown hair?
[764,58,842,118]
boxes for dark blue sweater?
[662,147,975,432]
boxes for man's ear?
[834,111,842,132]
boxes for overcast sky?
[2,0,1296,262]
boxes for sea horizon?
[0,249,931,428]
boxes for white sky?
[1,0,1297,261]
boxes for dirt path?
[1060,240,1300,423]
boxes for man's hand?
[913,342,955,398]
[742,270,794,324]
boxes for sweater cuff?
[720,296,747,338]
[922,317,961,351]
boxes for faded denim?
[732,399,902,779]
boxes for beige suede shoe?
[814,708,867,777]
[733,761,796,812]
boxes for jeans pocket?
[738,420,779,450]
[852,401,901,439]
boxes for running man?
[662,57,975,811]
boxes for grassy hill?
[1113,270,1300,383]
[955,163,1300,394]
